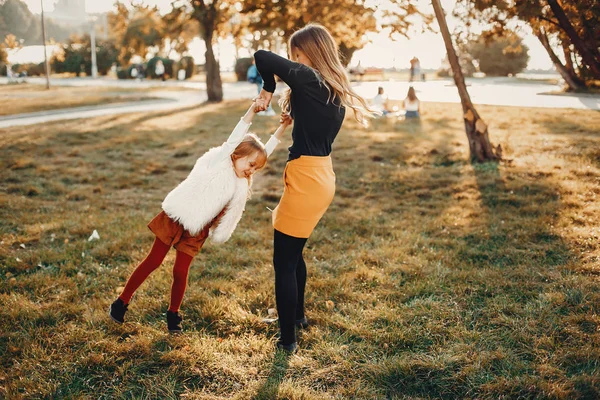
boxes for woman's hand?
[253,89,273,112]
[280,112,293,127]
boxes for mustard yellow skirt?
[272,155,335,238]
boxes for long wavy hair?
[278,24,378,124]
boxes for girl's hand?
[253,98,267,113]
[253,89,273,112]
[280,113,293,127]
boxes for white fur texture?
[162,146,249,242]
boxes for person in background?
[155,59,166,82]
[403,86,421,119]
[247,59,275,116]
[371,86,391,116]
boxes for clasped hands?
[253,89,292,127]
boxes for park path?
[0,76,598,129]
[0,82,260,129]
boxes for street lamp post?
[40,0,50,89]
[89,16,98,79]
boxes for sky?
[20,0,554,71]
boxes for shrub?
[147,56,174,79]
[468,31,529,76]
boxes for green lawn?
[1,100,599,399]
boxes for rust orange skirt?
[272,155,335,238]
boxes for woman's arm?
[253,50,311,93]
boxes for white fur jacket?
[162,118,280,243]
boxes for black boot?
[295,317,309,329]
[276,340,298,353]
[167,310,183,333]
[109,298,128,324]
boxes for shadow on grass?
[371,157,577,397]
[254,350,291,400]
[538,116,600,170]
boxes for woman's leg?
[119,237,171,304]
[168,250,194,313]
[295,254,307,321]
[273,229,307,345]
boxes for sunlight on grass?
[1,100,599,398]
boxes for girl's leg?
[119,237,171,304]
[273,229,307,345]
[168,250,194,313]
[295,254,307,321]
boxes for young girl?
[109,103,291,333]
[403,86,421,118]
[253,24,377,352]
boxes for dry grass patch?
[0,84,159,116]
[1,100,599,398]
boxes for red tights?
[119,237,193,313]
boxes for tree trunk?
[431,0,499,163]
[338,43,356,67]
[536,29,584,91]
[547,0,600,79]
[203,30,223,102]
[562,42,576,76]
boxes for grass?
[0,84,160,116]
[1,98,599,399]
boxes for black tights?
[273,229,307,345]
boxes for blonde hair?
[231,133,268,187]
[407,86,418,102]
[279,24,378,124]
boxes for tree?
[546,0,600,78]
[536,26,584,90]
[162,6,199,57]
[241,0,378,66]
[432,0,500,162]
[0,0,39,44]
[189,0,233,101]
[469,30,529,76]
[455,0,600,89]
[168,0,238,102]
[0,44,7,64]
[51,34,118,76]
[108,3,166,66]
[0,0,75,44]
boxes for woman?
[253,24,376,352]
[403,86,421,118]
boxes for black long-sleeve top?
[253,50,346,161]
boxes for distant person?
[410,56,421,82]
[403,86,421,119]
[6,64,14,82]
[109,102,289,333]
[371,86,391,116]
[247,59,274,116]
[356,61,365,80]
[155,59,166,81]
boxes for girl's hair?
[279,24,378,124]
[407,86,418,102]
[231,133,268,186]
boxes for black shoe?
[276,340,298,353]
[295,317,309,329]
[109,298,128,324]
[167,311,183,333]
